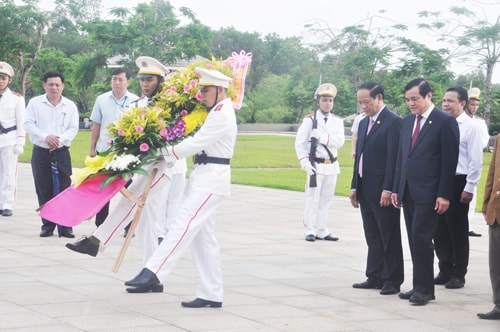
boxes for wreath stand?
[112,167,158,273]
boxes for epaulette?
[214,104,223,111]
[12,91,22,97]
[474,115,485,120]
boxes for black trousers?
[358,179,404,288]
[95,179,132,227]
[402,187,440,295]
[31,146,73,232]
[434,175,469,281]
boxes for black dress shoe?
[181,298,222,308]
[380,284,400,295]
[305,234,316,242]
[2,209,12,216]
[445,278,465,289]
[125,268,163,293]
[469,230,482,237]
[409,292,435,305]
[59,229,75,238]
[399,289,414,300]
[126,284,164,293]
[352,279,382,289]
[434,273,450,285]
[478,310,500,320]
[66,236,99,257]
[316,234,339,241]
[40,228,54,237]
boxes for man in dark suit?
[350,82,404,296]
[391,78,459,305]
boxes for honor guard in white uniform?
[295,83,345,242]
[124,67,236,309]
[0,62,25,216]
[66,58,174,264]
[133,56,188,243]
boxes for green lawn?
[20,131,490,212]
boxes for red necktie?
[411,115,422,148]
[359,118,374,178]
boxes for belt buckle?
[324,159,332,164]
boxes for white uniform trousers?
[146,191,224,302]
[93,161,167,264]
[303,172,337,238]
[0,145,18,210]
[155,172,186,239]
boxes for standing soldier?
[0,61,25,217]
[295,83,345,242]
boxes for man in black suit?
[391,78,459,305]
[350,82,404,296]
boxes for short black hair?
[446,86,468,103]
[111,67,131,79]
[358,81,384,99]
[43,71,64,83]
[404,78,432,97]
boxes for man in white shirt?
[24,71,79,238]
[466,87,489,237]
[434,86,483,289]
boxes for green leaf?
[132,167,149,177]
[100,174,120,190]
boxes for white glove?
[301,162,316,177]
[160,146,177,168]
[310,129,321,140]
[13,145,24,155]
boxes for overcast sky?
[39,0,500,83]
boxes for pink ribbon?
[224,50,253,110]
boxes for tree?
[417,4,500,127]
[0,0,47,96]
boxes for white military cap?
[195,67,232,88]
[468,87,481,100]
[314,83,337,98]
[136,56,169,78]
[0,62,14,77]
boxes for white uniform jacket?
[0,88,25,148]
[295,111,345,175]
[172,98,237,196]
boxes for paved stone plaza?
[0,163,497,331]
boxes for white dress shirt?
[455,111,483,194]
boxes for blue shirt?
[90,90,138,152]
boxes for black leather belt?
[193,154,230,165]
[315,157,337,164]
[34,145,68,152]
[0,124,16,134]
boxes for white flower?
[105,154,141,172]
